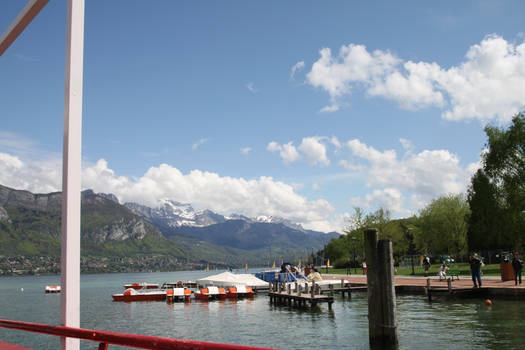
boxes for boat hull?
[112,292,166,302]
[124,283,159,290]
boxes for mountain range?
[0,184,338,273]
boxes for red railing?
[0,319,278,350]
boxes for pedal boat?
[112,288,166,302]
[194,286,227,301]
[166,288,192,302]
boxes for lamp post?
[350,237,357,274]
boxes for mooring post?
[447,278,452,293]
[365,228,398,350]
[426,278,431,302]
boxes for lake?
[0,270,524,349]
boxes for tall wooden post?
[365,228,398,349]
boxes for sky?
[1,0,525,233]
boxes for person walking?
[512,251,523,285]
[470,253,482,288]
[423,256,431,277]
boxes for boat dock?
[323,274,525,300]
[268,281,334,309]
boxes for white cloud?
[330,136,342,149]
[246,82,258,93]
[0,152,338,232]
[339,159,365,172]
[343,138,477,216]
[268,137,331,166]
[350,188,411,217]
[290,61,305,80]
[241,147,252,155]
[83,160,336,230]
[298,137,330,166]
[267,141,301,164]
[0,152,61,194]
[306,34,525,123]
[319,104,340,113]
[192,138,208,151]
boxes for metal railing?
[0,319,277,350]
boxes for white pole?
[61,0,84,349]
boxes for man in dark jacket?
[512,252,523,285]
[470,253,482,288]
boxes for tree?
[418,194,470,257]
[468,112,525,251]
[467,169,503,251]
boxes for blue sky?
[1,1,525,232]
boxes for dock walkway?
[323,274,525,300]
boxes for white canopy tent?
[196,271,268,289]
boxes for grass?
[323,263,503,277]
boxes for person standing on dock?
[423,256,431,277]
[512,251,523,285]
[469,253,482,288]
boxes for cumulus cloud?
[0,152,337,231]
[298,137,330,166]
[240,147,252,155]
[268,137,330,166]
[267,141,301,163]
[343,138,479,215]
[350,188,411,217]
[306,34,525,122]
[0,152,61,194]
[290,61,305,80]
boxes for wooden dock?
[424,278,486,301]
[323,274,525,301]
[268,281,334,309]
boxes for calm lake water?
[0,270,524,349]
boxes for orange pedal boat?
[166,288,192,302]
[194,286,227,301]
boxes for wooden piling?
[365,228,398,349]
[426,278,431,302]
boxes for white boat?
[45,285,61,293]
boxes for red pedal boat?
[112,288,166,302]
[226,285,255,298]
[166,288,192,302]
[194,286,227,301]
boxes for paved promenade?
[323,274,525,290]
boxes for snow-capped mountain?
[124,199,226,228]
[124,199,309,231]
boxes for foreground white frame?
[0,1,85,349]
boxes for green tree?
[418,194,470,256]
[468,112,525,251]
